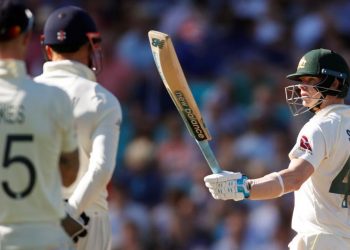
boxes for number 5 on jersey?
[2,135,36,199]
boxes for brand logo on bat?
[151,38,165,49]
[174,91,207,140]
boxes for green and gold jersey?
[289,104,350,237]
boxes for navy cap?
[0,0,34,41]
[43,6,97,47]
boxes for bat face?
[149,30,222,174]
[148,30,211,141]
[173,90,208,140]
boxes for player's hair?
[49,43,85,53]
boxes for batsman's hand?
[204,171,250,201]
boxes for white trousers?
[0,222,74,250]
[75,210,111,250]
[289,232,350,250]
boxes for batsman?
[204,48,350,249]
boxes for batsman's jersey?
[0,60,77,224]
[289,104,350,237]
[35,60,122,214]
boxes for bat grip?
[196,140,222,174]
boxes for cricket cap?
[287,48,349,83]
[42,6,98,47]
[0,0,34,41]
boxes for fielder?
[0,1,79,249]
[35,6,122,250]
[204,48,350,250]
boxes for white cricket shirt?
[35,60,122,215]
[0,60,77,224]
[289,104,350,237]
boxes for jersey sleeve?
[67,92,122,215]
[52,88,78,153]
[289,121,327,169]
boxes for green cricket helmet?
[285,48,350,116]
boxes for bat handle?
[196,140,222,174]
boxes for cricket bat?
[148,30,222,174]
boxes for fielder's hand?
[204,171,250,201]
[61,213,88,243]
[62,200,90,243]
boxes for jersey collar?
[42,60,96,82]
[314,104,348,118]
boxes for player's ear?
[330,78,341,91]
[45,45,53,61]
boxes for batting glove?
[204,171,250,201]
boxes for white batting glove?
[204,171,250,201]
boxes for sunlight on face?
[298,76,322,107]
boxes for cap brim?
[286,72,314,81]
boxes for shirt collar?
[42,60,96,82]
[314,104,348,118]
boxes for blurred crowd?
[23,0,350,249]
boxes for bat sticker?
[151,38,165,49]
[174,90,207,140]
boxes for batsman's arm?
[248,158,314,200]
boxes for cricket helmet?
[0,0,34,41]
[42,5,102,73]
[285,48,350,116]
